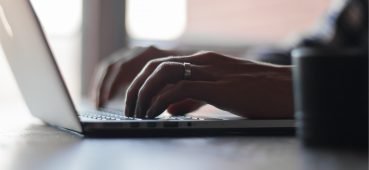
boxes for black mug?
[292,47,368,148]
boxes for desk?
[0,102,367,170]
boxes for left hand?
[124,51,294,119]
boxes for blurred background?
[0,0,330,109]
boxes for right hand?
[92,46,170,107]
[92,46,204,115]
[123,51,293,118]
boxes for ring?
[183,62,191,80]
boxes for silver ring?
[183,62,191,80]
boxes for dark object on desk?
[292,47,368,149]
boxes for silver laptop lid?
[0,0,82,132]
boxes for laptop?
[0,0,294,137]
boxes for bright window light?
[30,0,82,36]
[127,0,187,41]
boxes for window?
[127,0,331,45]
[126,0,187,41]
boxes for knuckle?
[195,50,214,56]
[103,62,122,76]
[147,45,158,51]
[100,57,123,70]
[157,61,174,72]
[100,62,114,72]
[116,59,129,69]
[191,51,217,60]
[146,59,160,70]
[100,59,114,68]
[126,85,137,98]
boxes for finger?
[100,48,149,102]
[124,55,215,117]
[96,46,165,109]
[103,60,131,101]
[94,63,116,108]
[134,62,215,118]
[124,64,153,117]
[167,99,205,115]
[146,81,217,118]
[125,52,239,112]
[133,62,182,118]
[92,52,131,107]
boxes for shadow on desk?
[4,123,298,170]
[3,123,367,170]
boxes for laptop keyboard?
[79,111,136,120]
[79,109,206,121]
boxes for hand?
[93,46,205,115]
[125,51,294,118]
[93,46,172,107]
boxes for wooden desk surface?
[0,103,367,170]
